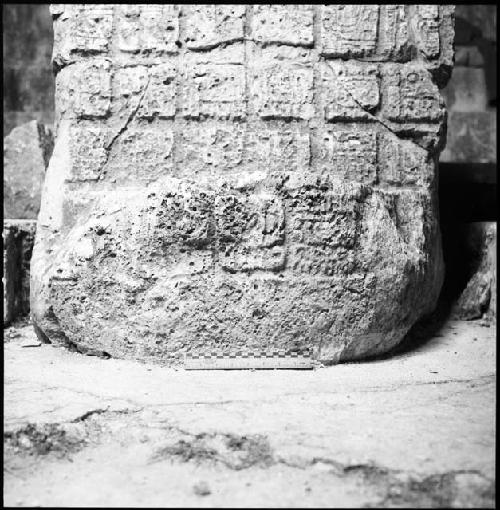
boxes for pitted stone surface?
[32,5,455,363]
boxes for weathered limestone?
[453,222,497,321]
[3,120,53,219]
[31,5,455,363]
[3,220,37,325]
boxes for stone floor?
[3,317,496,507]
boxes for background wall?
[3,4,54,135]
[441,5,497,163]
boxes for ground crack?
[278,455,494,507]
[71,408,110,422]
[102,73,151,167]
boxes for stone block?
[117,5,180,56]
[56,60,112,120]
[215,194,286,273]
[114,64,177,120]
[3,4,53,67]
[455,5,496,42]
[19,224,36,318]
[105,126,175,184]
[320,5,379,58]
[69,5,113,54]
[315,130,377,185]
[4,121,53,219]
[249,58,314,120]
[377,5,411,61]
[377,134,433,187]
[3,220,36,325]
[251,5,314,47]
[381,64,445,123]
[51,5,113,67]
[320,5,415,62]
[157,189,216,253]
[176,123,245,178]
[246,126,310,175]
[3,65,55,115]
[182,63,246,120]
[138,64,177,119]
[285,187,361,277]
[454,46,485,67]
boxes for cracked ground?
[4,317,495,507]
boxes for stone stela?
[30,5,455,366]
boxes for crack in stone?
[102,73,152,165]
[322,60,401,135]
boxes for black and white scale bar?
[183,352,314,370]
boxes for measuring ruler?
[183,349,315,370]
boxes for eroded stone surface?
[32,5,455,363]
[454,223,497,321]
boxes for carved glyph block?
[246,127,310,175]
[320,62,380,121]
[320,5,379,58]
[251,5,314,47]
[51,5,113,65]
[317,130,378,185]
[117,5,180,55]
[56,60,112,119]
[67,123,108,182]
[216,194,286,273]
[250,62,314,120]
[182,64,246,119]
[381,64,445,122]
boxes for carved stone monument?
[31,5,455,363]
